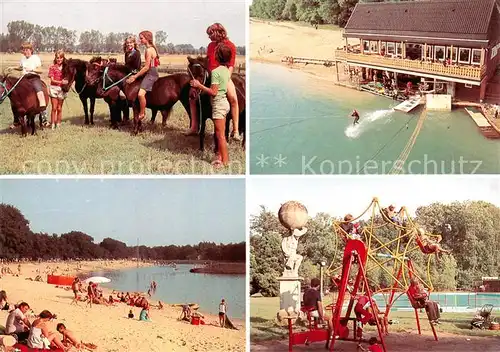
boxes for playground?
[250,197,500,351]
[251,297,500,351]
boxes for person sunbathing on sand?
[56,323,97,351]
[139,303,151,322]
[27,310,66,351]
[179,304,192,321]
[108,295,116,305]
[95,294,110,306]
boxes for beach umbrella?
[84,276,111,284]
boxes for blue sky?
[248,176,500,219]
[0,178,245,246]
[0,0,246,47]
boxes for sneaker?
[40,111,49,126]
[51,124,55,130]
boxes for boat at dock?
[465,107,500,139]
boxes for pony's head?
[0,69,14,101]
[187,56,209,85]
[85,56,105,86]
[61,59,87,92]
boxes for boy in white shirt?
[219,299,228,327]
[14,42,49,126]
[5,302,31,341]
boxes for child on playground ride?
[382,205,404,225]
[408,278,441,324]
[351,223,362,240]
[302,278,333,347]
[339,214,363,241]
[415,228,452,261]
[353,295,374,337]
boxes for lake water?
[250,62,500,174]
[84,264,245,319]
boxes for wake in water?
[344,109,395,139]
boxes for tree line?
[0,20,245,55]
[250,0,414,28]
[0,204,245,262]
[250,201,500,296]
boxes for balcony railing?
[335,50,484,81]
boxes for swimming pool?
[372,292,500,312]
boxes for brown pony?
[85,61,191,135]
[187,56,246,151]
[0,72,49,136]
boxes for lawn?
[0,54,246,175]
[251,296,500,351]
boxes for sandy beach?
[0,260,245,352]
[250,18,356,80]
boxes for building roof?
[344,0,499,46]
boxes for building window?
[396,42,402,57]
[446,47,457,62]
[387,42,395,55]
[471,49,482,65]
[434,46,445,61]
[426,45,433,60]
[459,48,471,64]
[370,41,378,53]
[363,40,369,53]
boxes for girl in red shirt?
[187,23,240,141]
[47,50,69,129]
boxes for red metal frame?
[385,260,438,341]
[329,239,387,351]
[286,306,332,352]
[286,239,439,352]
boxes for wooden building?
[336,0,500,103]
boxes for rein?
[72,82,87,95]
[188,63,209,133]
[102,66,134,91]
[0,74,26,104]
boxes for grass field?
[0,53,246,175]
[251,296,500,349]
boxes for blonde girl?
[126,30,160,120]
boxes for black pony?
[187,56,246,151]
[62,58,129,127]
[61,59,98,125]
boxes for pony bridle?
[188,63,208,86]
[0,74,26,104]
[85,64,104,87]
[0,80,8,102]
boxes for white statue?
[281,227,307,277]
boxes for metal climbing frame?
[328,197,441,342]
